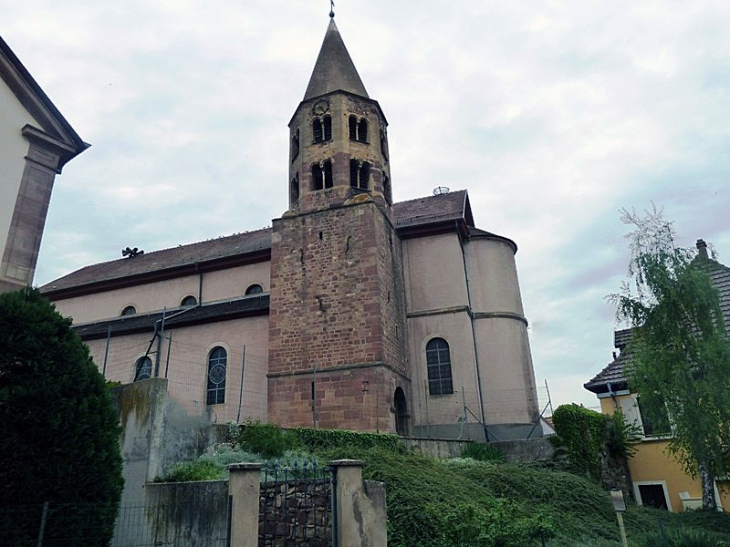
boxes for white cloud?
[5,0,727,412]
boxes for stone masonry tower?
[268,15,410,433]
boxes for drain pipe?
[457,222,489,441]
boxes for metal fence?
[259,460,334,547]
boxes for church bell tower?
[267,14,409,433]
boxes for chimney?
[696,239,708,260]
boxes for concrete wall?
[112,379,224,504]
[0,80,35,269]
[51,261,270,323]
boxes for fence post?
[228,463,262,547]
[330,459,387,547]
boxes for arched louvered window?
[350,160,370,190]
[290,173,300,204]
[312,161,333,190]
[313,116,332,143]
[349,116,368,142]
[291,129,300,162]
[349,116,358,140]
[134,356,152,382]
[426,338,453,396]
[206,346,227,405]
[358,118,368,142]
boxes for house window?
[121,305,136,316]
[349,116,369,142]
[181,295,197,307]
[245,284,263,295]
[637,398,671,437]
[134,356,152,381]
[426,338,453,395]
[350,160,370,190]
[313,116,332,143]
[291,129,299,162]
[637,483,669,510]
[206,346,227,405]
[311,161,333,190]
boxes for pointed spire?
[303,19,369,101]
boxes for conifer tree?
[0,289,123,545]
[611,208,730,510]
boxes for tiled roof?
[41,190,477,295]
[73,294,269,340]
[393,189,472,228]
[41,228,272,294]
[584,256,730,394]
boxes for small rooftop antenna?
[433,186,450,196]
[329,0,335,18]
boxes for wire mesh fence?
[87,331,269,424]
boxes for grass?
[158,434,730,546]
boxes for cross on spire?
[329,0,335,18]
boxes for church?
[40,16,540,441]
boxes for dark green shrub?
[0,289,123,546]
[290,426,403,453]
[160,460,223,482]
[640,528,725,547]
[461,442,505,463]
[238,420,298,458]
[552,404,607,480]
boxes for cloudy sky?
[4,0,729,411]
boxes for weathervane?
[329,0,335,18]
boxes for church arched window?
[349,116,368,142]
[312,160,333,190]
[426,338,453,396]
[383,173,392,204]
[313,116,332,143]
[291,129,299,162]
[181,295,197,307]
[134,356,152,382]
[245,284,263,295]
[350,160,370,190]
[358,118,368,142]
[290,173,300,204]
[206,346,227,405]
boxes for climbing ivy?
[552,404,607,481]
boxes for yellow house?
[585,240,730,513]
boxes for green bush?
[640,528,725,547]
[0,289,123,547]
[238,420,298,458]
[161,460,224,482]
[552,404,607,480]
[290,427,403,453]
[461,442,505,463]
